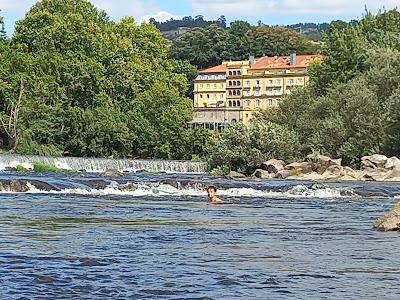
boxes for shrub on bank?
[33,163,61,173]
[208,120,301,175]
[16,165,29,173]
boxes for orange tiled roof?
[199,64,227,74]
[251,55,322,70]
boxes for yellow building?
[190,52,322,130]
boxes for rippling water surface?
[0,172,399,299]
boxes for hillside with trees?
[169,21,319,69]
[151,15,227,31]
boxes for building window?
[268,99,273,106]
[233,71,237,76]
[203,103,207,107]
[237,81,241,86]
[200,94,203,99]
[220,94,224,100]
[207,94,210,99]
[229,71,232,76]
[199,84,203,88]
[238,70,241,75]
[237,100,241,107]
[228,90,232,96]
[229,81,232,86]
[231,119,237,123]
[237,90,241,96]
[233,81,237,86]
[246,100,250,107]
[233,101,237,107]
[246,81,250,87]
[269,80,273,86]
[255,99,260,107]
[228,100,232,107]
[214,83,217,88]
[207,84,210,88]
[220,83,224,88]
[256,80,260,86]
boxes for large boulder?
[362,165,400,182]
[252,169,275,179]
[276,170,291,179]
[385,157,400,170]
[306,153,342,173]
[227,171,246,179]
[382,165,400,182]
[375,202,400,231]
[285,162,313,174]
[362,169,387,182]
[361,154,388,170]
[261,159,285,174]
[340,167,364,181]
[101,169,123,177]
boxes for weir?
[0,154,207,173]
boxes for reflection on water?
[0,173,400,299]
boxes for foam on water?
[0,182,358,199]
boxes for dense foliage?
[208,120,300,175]
[0,0,209,159]
[208,9,400,173]
[170,22,317,69]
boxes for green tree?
[208,120,300,175]
[170,25,229,68]
[171,59,198,98]
[246,25,312,57]
[0,13,6,41]
[0,0,206,159]
[222,21,251,60]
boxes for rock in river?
[375,202,400,232]
[101,169,124,177]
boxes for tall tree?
[0,0,199,159]
[170,25,228,69]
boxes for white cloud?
[140,11,182,23]
[190,0,399,19]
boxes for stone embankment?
[229,154,400,182]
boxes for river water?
[0,172,399,299]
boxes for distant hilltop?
[150,15,358,42]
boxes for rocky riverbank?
[228,154,400,182]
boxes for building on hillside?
[161,27,191,40]
[189,52,322,131]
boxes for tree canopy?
[170,22,318,69]
[0,0,208,159]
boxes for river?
[0,172,399,299]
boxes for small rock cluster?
[228,154,400,182]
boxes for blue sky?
[1,0,399,36]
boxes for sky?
[1,0,399,35]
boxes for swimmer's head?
[207,186,217,200]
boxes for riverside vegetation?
[1,3,400,177]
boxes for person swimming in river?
[207,186,223,203]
